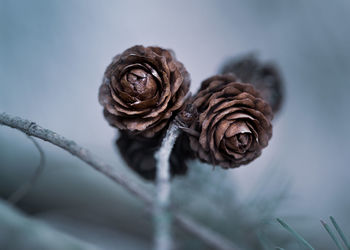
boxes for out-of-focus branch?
[0,112,241,250]
[175,213,240,250]
[0,199,100,250]
[8,136,45,204]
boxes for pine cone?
[220,54,283,114]
[99,45,190,137]
[188,74,273,169]
[116,131,187,180]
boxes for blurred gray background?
[1,0,350,249]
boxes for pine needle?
[321,220,344,250]
[330,216,350,250]
[276,218,314,250]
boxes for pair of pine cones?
[99,45,283,180]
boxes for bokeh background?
[1,0,350,249]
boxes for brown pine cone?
[116,131,187,180]
[220,54,284,114]
[188,74,273,169]
[99,45,190,137]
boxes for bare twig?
[154,123,180,250]
[8,136,45,204]
[0,112,241,250]
[0,112,153,204]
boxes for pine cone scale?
[99,45,190,137]
[188,74,273,169]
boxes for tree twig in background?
[0,112,153,204]
[8,136,45,204]
[0,112,241,250]
[175,213,242,250]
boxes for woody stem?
[154,122,180,250]
[0,112,240,250]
